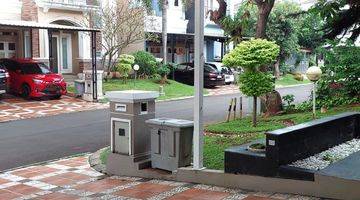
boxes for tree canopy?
[223,39,279,71]
[310,0,360,41]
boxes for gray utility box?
[146,118,194,172]
[106,90,159,163]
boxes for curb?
[275,83,312,89]
[89,148,108,175]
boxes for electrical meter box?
[106,90,159,171]
[146,118,194,172]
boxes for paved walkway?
[0,155,321,200]
[208,85,240,96]
[0,95,108,123]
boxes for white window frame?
[59,33,72,73]
[0,41,16,58]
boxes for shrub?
[156,63,171,84]
[239,72,274,97]
[223,39,280,127]
[117,54,135,83]
[133,51,157,78]
[293,73,304,81]
[282,94,295,112]
[316,44,360,108]
[223,39,280,71]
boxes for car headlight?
[32,79,44,84]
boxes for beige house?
[0,0,100,75]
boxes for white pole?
[313,82,316,119]
[193,0,204,170]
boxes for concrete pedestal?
[83,70,104,101]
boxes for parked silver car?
[207,62,235,85]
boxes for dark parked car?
[0,63,9,98]
[174,62,224,88]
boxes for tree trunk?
[162,0,168,64]
[255,0,275,38]
[253,96,257,127]
[274,59,280,78]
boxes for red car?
[0,58,67,99]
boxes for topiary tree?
[223,39,279,126]
[117,54,135,83]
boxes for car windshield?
[21,63,52,75]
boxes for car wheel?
[21,84,31,99]
[52,95,62,100]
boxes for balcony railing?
[37,0,99,12]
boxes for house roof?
[0,20,100,32]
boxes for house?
[143,0,232,64]
[0,0,101,75]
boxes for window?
[8,43,15,51]
[0,43,4,51]
[24,31,31,58]
[21,63,52,75]
[174,0,179,6]
[140,102,148,114]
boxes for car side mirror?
[15,69,22,74]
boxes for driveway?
[0,84,312,171]
[0,94,107,123]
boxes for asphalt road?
[0,84,312,171]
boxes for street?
[0,84,312,171]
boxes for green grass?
[100,147,111,165]
[275,74,311,87]
[68,79,206,101]
[98,105,359,170]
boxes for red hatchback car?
[0,58,67,99]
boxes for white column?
[193,0,205,170]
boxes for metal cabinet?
[146,118,194,172]
[112,119,131,155]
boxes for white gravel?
[289,139,360,170]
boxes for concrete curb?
[275,83,312,89]
[89,148,108,175]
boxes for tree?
[223,39,280,126]
[89,0,147,76]
[311,0,360,41]
[266,2,301,78]
[253,0,276,38]
[117,54,135,83]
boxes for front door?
[51,37,58,73]
[60,34,72,73]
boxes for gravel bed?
[289,139,360,170]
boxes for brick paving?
[208,85,240,96]
[0,155,323,200]
[0,94,108,123]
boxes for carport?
[0,20,101,100]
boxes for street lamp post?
[133,64,139,88]
[306,66,322,119]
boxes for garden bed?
[289,139,360,170]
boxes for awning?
[0,20,100,32]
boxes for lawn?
[68,79,206,101]
[275,74,311,87]
[204,104,360,170]
[98,105,359,170]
